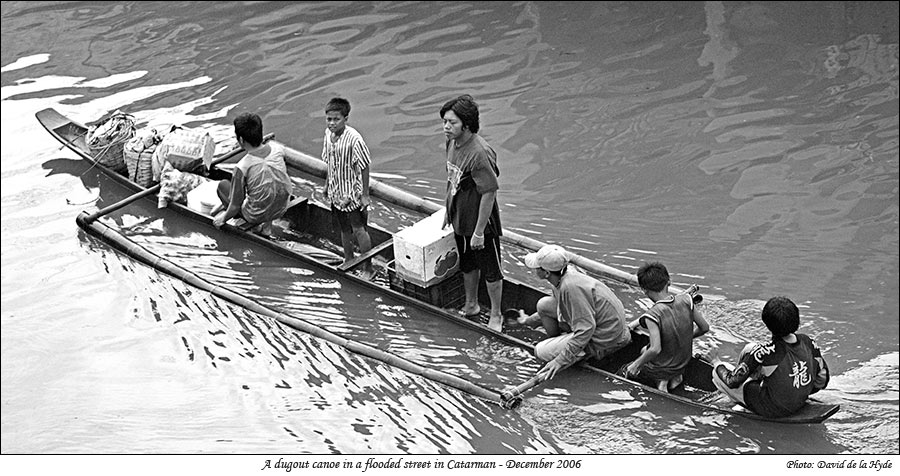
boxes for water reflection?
[75,246,560,453]
[4,0,898,455]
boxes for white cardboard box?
[393,208,459,287]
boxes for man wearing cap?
[516,244,632,380]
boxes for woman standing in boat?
[440,94,504,332]
[213,113,291,231]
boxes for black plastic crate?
[388,265,465,309]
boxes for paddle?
[500,375,542,409]
[501,352,584,408]
[81,133,275,224]
[496,308,567,408]
[500,370,558,409]
[686,283,703,303]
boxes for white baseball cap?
[523,244,569,272]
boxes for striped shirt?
[322,125,371,212]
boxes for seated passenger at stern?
[213,113,292,231]
[623,261,709,392]
[513,244,631,381]
[711,296,830,418]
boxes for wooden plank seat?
[285,195,308,210]
[337,238,393,272]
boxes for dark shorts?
[617,363,681,387]
[454,233,503,282]
[331,204,368,234]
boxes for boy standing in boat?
[322,97,373,276]
[214,113,291,232]
[711,296,830,418]
[440,94,504,331]
[624,262,709,392]
[514,245,631,381]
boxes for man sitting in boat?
[710,296,830,418]
[623,262,710,392]
[213,113,292,231]
[513,244,632,381]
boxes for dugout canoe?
[36,107,840,423]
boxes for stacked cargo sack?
[86,111,135,174]
[151,125,217,209]
[151,125,215,181]
[157,161,212,208]
[123,128,163,187]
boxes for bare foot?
[668,374,683,390]
[657,380,670,393]
[254,221,274,237]
[357,267,375,280]
[460,304,481,317]
[488,314,503,332]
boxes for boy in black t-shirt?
[711,296,830,418]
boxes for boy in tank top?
[623,262,710,392]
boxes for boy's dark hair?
[440,94,480,133]
[326,97,351,117]
[637,261,669,293]
[234,112,263,147]
[761,296,800,337]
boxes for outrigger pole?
[278,145,651,290]
[75,211,516,409]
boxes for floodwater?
[2,0,897,461]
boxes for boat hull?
[36,107,839,423]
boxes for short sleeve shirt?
[740,334,828,418]
[444,134,501,236]
[323,125,371,212]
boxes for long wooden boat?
[36,107,839,424]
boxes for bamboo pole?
[76,211,506,407]
[280,143,641,287]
